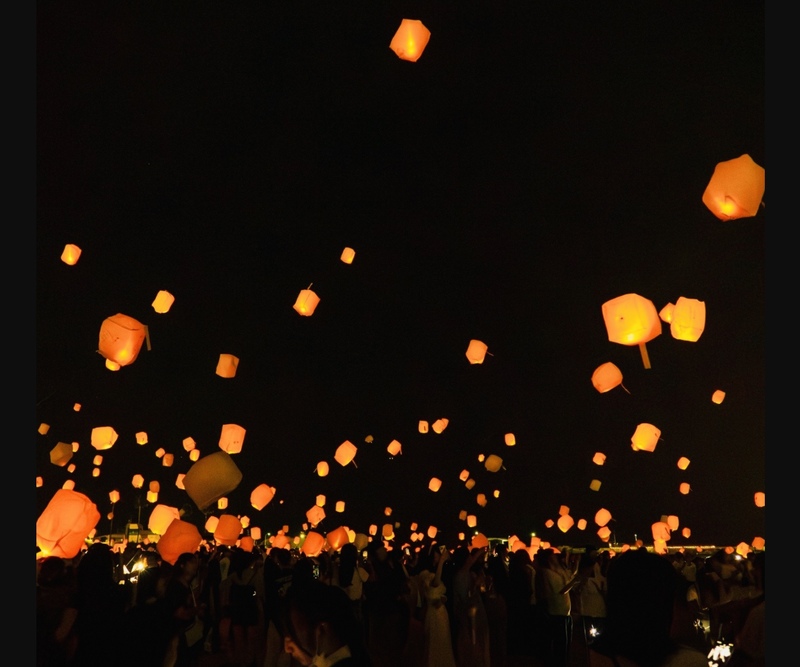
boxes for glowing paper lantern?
[152,290,175,314]
[659,303,674,323]
[50,442,73,467]
[387,440,402,456]
[326,526,350,551]
[335,501,345,513]
[591,362,626,393]
[216,354,239,378]
[702,154,765,220]
[631,423,661,452]
[60,244,82,265]
[67,464,76,473]
[182,451,243,511]
[155,448,166,459]
[162,453,174,467]
[484,455,503,472]
[250,484,276,511]
[679,482,691,495]
[428,477,442,492]
[316,495,326,507]
[148,504,180,535]
[132,474,144,489]
[217,497,228,510]
[465,479,476,490]
[136,432,148,445]
[666,515,680,532]
[670,297,706,342]
[205,516,219,533]
[476,493,487,507]
[38,423,51,435]
[62,480,75,490]
[466,339,489,364]
[459,469,470,482]
[597,526,611,542]
[189,449,200,462]
[109,490,120,504]
[183,437,196,452]
[71,442,79,452]
[316,461,330,477]
[91,426,119,451]
[545,519,555,528]
[419,421,429,433]
[471,533,489,550]
[577,519,588,531]
[432,419,449,434]
[340,247,356,264]
[214,514,242,546]
[335,441,358,466]
[250,527,262,541]
[36,476,43,487]
[219,423,246,454]
[592,452,606,466]
[389,19,431,62]
[91,455,103,466]
[754,492,765,508]
[175,474,185,489]
[504,433,516,446]
[651,521,671,542]
[354,533,369,550]
[306,505,325,526]
[595,508,612,527]
[751,536,765,550]
[677,457,691,470]
[601,293,662,369]
[239,536,255,552]
[293,287,320,316]
[427,525,437,539]
[712,390,726,405]
[36,489,101,559]
[98,314,147,368]
[682,527,691,539]
[92,468,101,478]
[558,505,570,516]
[147,491,158,503]
[735,542,751,557]
[557,515,574,533]
[384,507,392,516]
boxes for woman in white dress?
[417,545,457,667]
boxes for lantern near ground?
[183,451,243,511]
[387,440,402,456]
[91,426,119,451]
[631,423,661,452]
[219,423,246,454]
[712,390,726,405]
[484,455,503,472]
[601,293,662,369]
[205,516,219,533]
[250,484,276,511]
[326,526,350,551]
[591,362,627,393]
[293,287,320,316]
[152,290,175,314]
[335,441,358,466]
[50,442,73,467]
[239,536,254,552]
[597,526,611,542]
[340,247,356,264]
[471,533,489,550]
[465,340,488,364]
[670,297,706,342]
[702,154,765,220]
[577,519,588,531]
[148,504,180,535]
[216,354,239,378]
[754,492,765,508]
[98,313,147,368]
[306,505,325,526]
[428,477,442,492]
[60,243,82,265]
[557,515,574,533]
[214,514,242,546]
[651,521,671,542]
[389,19,431,62]
[36,488,101,559]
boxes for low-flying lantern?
[472,533,489,550]
[712,390,726,405]
[36,488,101,559]
[577,519,588,531]
[214,514,242,546]
[466,339,489,364]
[670,297,706,342]
[666,515,680,532]
[98,313,147,368]
[60,244,82,265]
[754,492,765,508]
[293,287,320,316]
[504,433,516,446]
[651,521,671,542]
[702,154,765,220]
[326,526,350,551]
[682,527,691,539]
[419,421,429,433]
[219,423,246,454]
[239,536,255,552]
[50,442,73,467]
[136,432,148,445]
[485,455,503,472]
[428,477,442,492]
[91,426,119,451]
[148,504,180,535]
[593,452,606,466]
[183,451,243,511]
[205,516,219,533]
[250,527,262,541]
[389,19,431,62]
[597,526,612,542]
[250,484,276,511]
[595,508,612,527]
[677,457,691,470]
[384,524,396,539]
[316,461,329,477]
[591,362,627,393]
[631,423,661,452]
[216,354,239,378]
[152,290,175,314]
[679,482,691,495]
[387,440,402,456]
[557,515,574,533]
[335,441,358,467]
[602,293,662,369]
[340,247,356,264]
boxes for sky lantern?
[183,451,243,511]
[136,432,148,445]
[38,423,52,435]
[384,507,392,516]
[249,527,261,542]
[545,519,555,529]
[182,437,196,452]
[204,516,219,533]
[105,359,120,371]
[677,456,691,470]
[214,514,242,546]
[335,441,358,466]
[557,515,574,533]
[384,524,396,540]
[148,504,180,535]
[368,524,377,536]
[484,455,503,472]
[73,403,81,412]
[306,505,325,526]
[162,453,174,467]
[132,474,144,489]
[36,476,43,487]
[592,452,606,466]
[577,519,588,531]
[155,448,166,459]
[60,243,82,265]
[670,297,706,341]
[666,515,680,532]
[432,418,449,434]
[682,527,691,539]
[459,469,470,482]
[336,501,345,513]
[92,468,101,478]
[250,484,276,510]
[428,477,442,492]
[476,493,487,507]
[389,19,431,62]
[219,423,246,454]
[754,492,765,508]
[427,525,438,538]
[735,542,751,558]
[67,464,76,473]
[189,449,200,461]
[36,488,101,559]
[109,490,120,504]
[631,423,661,452]
[651,521,671,542]
[679,482,691,495]
[712,390,726,405]
[387,439,402,456]
[702,154,765,220]
[589,479,602,492]
[316,494,326,507]
[601,293,662,369]
[595,508,612,527]
[493,490,500,498]
[591,362,629,394]
[91,426,118,451]
[419,421,429,433]
[326,526,350,551]
[50,442,73,467]
[175,474,185,489]
[152,290,175,314]
[659,303,674,323]
[465,339,489,364]
[239,535,255,552]
[62,480,75,490]
[558,505,570,516]
[751,536,765,550]
[147,490,158,503]
[471,533,489,550]
[293,285,320,316]
[340,247,356,264]
[316,461,330,477]
[216,353,239,378]
[465,479,476,490]
[98,313,147,368]
[504,433,516,446]
[597,526,612,542]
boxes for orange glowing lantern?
[595,508,612,527]
[545,519,555,528]
[682,527,691,539]
[204,516,219,533]
[98,314,147,368]
[250,484,276,510]
[484,455,503,472]
[466,339,489,364]
[183,451,243,511]
[36,488,101,559]
[250,527,262,541]
[651,521,671,542]
[631,423,661,452]
[67,464,76,473]
[577,519,588,531]
[589,479,602,492]
[183,438,196,452]
[712,390,726,405]
[735,542,751,557]
[340,247,356,264]
[175,474,185,489]
[472,533,489,550]
[368,524,377,536]
[316,461,329,477]
[384,507,392,516]
[50,442,73,467]
[62,480,75,490]
[659,303,674,323]
[152,290,175,314]
[592,452,606,466]
[132,474,144,489]
[239,536,255,552]
[219,423,246,454]
[293,287,320,316]
[91,426,119,451]
[300,531,324,557]
[146,491,158,503]
[60,244,82,265]
[214,514,242,546]
[677,457,691,470]
[383,524,396,540]
[476,493,487,507]
[751,536,765,550]
[149,481,160,493]
[136,432,148,445]
[326,526,350,551]
[428,477,442,492]
[557,515,574,533]
[666,515,680,532]
[465,478,476,490]
[504,433,516,446]
[427,525,437,539]
[109,490,120,504]
[387,439,402,456]
[432,418,449,434]
[92,468,101,478]
[389,19,431,62]
[670,297,706,342]
[679,482,691,495]
[335,441,358,466]
[162,453,174,467]
[754,492,765,508]
[419,420,429,433]
[601,293,662,369]
[189,449,200,461]
[459,469,470,482]
[702,154,765,220]
[336,500,345,513]
[92,455,104,466]
[148,504,180,535]
[559,505,570,516]
[597,526,612,542]
[591,362,627,393]
[306,505,325,526]
[216,354,239,378]
[155,448,166,459]
[316,495,326,507]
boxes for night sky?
[36,1,765,550]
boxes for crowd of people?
[36,537,765,667]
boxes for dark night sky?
[36,1,765,549]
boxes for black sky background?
[36,1,765,549]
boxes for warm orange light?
[335,441,358,466]
[91,426,119,451]
[712,390,726,404]
[484,454,503,472]
[418,420,429,433]
[466,339,489,364]
[340,247,356,264]
[557,515,574,533]
[219,423,246,455]
[250,484,276,510]
[60,244,82,265]
[432,418,449,434]
[679,482,691,495]
[504,433,516,446]
[589,479,602,491]
[152,290,175,314]
[631,423,661,452]
[702,154,765,220]
[677,457,691,470]
[670,297,706,342]
[591,362,624,393]
[595,508,612,527]
[293,288,320,316]
[216,353,239,378]
[387,439,402,456]
[754,491,765,508]
[592,452,606,466]
[428,477,442,492]
[389,19,431,62]
[98,313,147,368]
[601,293,661,368]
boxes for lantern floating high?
[250,484,276,511]
[631,423,661,452]
[335,441,358,467]
[389,19,431,62]
[306,505,325,526]
[419,420,429,433]
[591,362,629,394]
[677,457,691,470]
[340,247,356,264]
[702,154,765,220]
[219,423,246,455]
[316,461,329,477]
[592,452,606,466]
[601,293,662,369]
[148,504,180,535]
[465,339,489,364]
[712,390,726,405]
[659,303,674,323]
[428,477,442,492]
[91,426,119,451]
[484,455,503,472]
[216,354,239,378]
[754,492,765,508]
[152,290,175,314]
[504,433,516,446]
[60,244,82,265]
[136,432,148,445]
[557,515,574,533]
[680,482,691,495]
[595,508,612,527]
[387,439,402,456]
[577,519,588,530]
[670,297,706,342]
[293,286,320,316]
[214,514,242,546]
[432,418,449,434]
[183,451,243,511]
[98,313,148,368]
[589,479,602,492]
[50,442,73,467]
